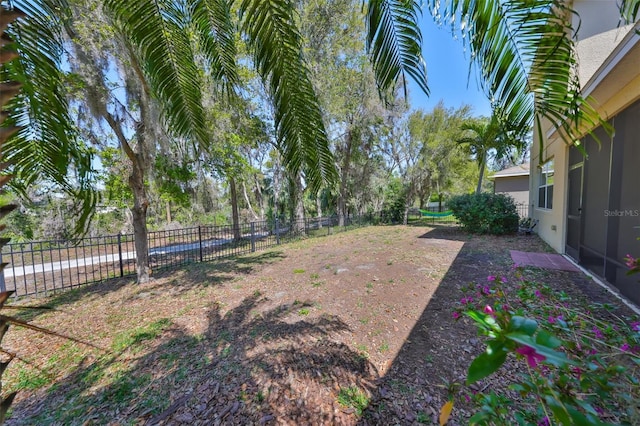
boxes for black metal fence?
[515,203,530,219]
[0,214,382,298]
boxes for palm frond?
[103,0,210,146]
[1,0,97,236]
[188,0,239,90]
[239,0,337,192]
[428,0,607,146]
[366,0,428,98]
[619,0,640,30]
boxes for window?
[538,159,554,209]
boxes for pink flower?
[535,290,542,298]
[483,305,496,318]
[487,275,496,281]
[593,327,604,339]
[502,304,510,311]
[624,254,636,268]
[548,314,563,324]
[631,321,640,332]
[482,285,491,295]
[452,312,460,320]
[620,343,630,352]
[515,345,546,368]
[571,366,582,379]
[538,416,550,426]
[500,276,508,283]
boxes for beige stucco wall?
[571,0,627,41]
[531,3,640,254]
[530,137,567,252]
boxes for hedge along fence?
[0,214,383,298]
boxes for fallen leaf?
[439,400,454,426]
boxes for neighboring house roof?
[491,163,530,179]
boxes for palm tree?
[457,114,526,194]
[2,0,638,281]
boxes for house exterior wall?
[531,0,640,303]
[570,0,627,41]
[532,33,640,254]
[530,137,567,252]
[494,176,529,206]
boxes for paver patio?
[510,249,580,272]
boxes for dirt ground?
[3,224,637,425]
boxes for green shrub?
[449,193,519,235]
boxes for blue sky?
[407,16,492,118]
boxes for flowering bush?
[453,271,640,425]
[624,254,640,276]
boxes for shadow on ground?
[7,291,377,425]
[10,225,600,424]
[13,250,286,323]
[358,226,549,424]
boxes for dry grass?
[2,224,635,425]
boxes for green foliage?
[429,0,608,150]
[3,0,97,237]
[454,272,640,425]
[380,177,406,223]
[337,386,369,416]
[13,367,49,391]
[99,147,132,209]
[111,318,172,353]
[449,193,519,235]
[4,209,34,242]
[456,113,528,194]
[154,154,195,208]
[406,102,477,199]
[366,0,428,98]
[239,0,338,192]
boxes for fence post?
[198,226,203,262]
[275,218,280,245]
[117,234,124,277]
[250,222,256,252]
[0,251,5,293]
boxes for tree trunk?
[254,174,265,220]
[165,201,171,223]
[403,183,415,225]
[103,112,151,283]
[229,176,241,241]
[338,130,353,227]
[419,194,426,210]
[476,155,486,195]
[291,172,305,234]
[242,180,259,221]
[129,152,151,283]
[316,191,323,228]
